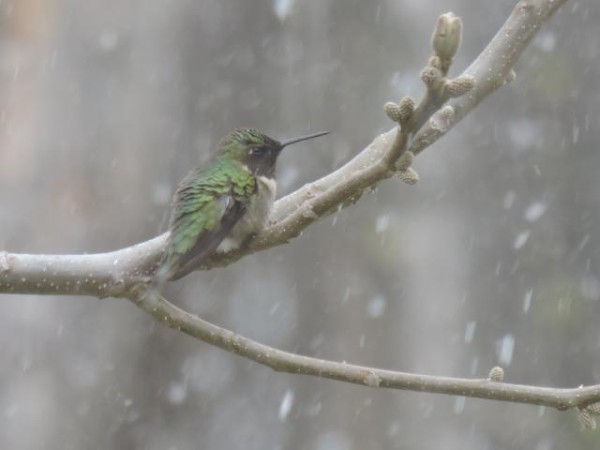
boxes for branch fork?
[383,12,474,184]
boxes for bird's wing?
[156,162,257,283]
[169,195,246,280]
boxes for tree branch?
[2,0,587,416]
[129,286,600,412]
[410,0,565,156]
[1,0,567,296]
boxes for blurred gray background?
[1,0,599,449]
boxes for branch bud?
[578,409,597,431]
[385,97,415,125]
[384,102,402,122]
[428,55,442,70]
[439,105,455,121]
[431,13,462,63]
[399,167,419,185]
[445,75,475,97]
[488,366,504,382]
[429,106,454,134]
[586,402,600,416]
[421,66,444,91]
[397,96,415,124]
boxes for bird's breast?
[217,175,277,253]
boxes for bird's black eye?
[249,146,263,156]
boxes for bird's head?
[217,128,328,177]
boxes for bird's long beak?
[280,131,329,149]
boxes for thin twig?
[128,286,600,411]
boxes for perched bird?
[156,128,328,282]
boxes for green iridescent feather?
[162,157,256,279]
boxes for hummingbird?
[156,128,328,282]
